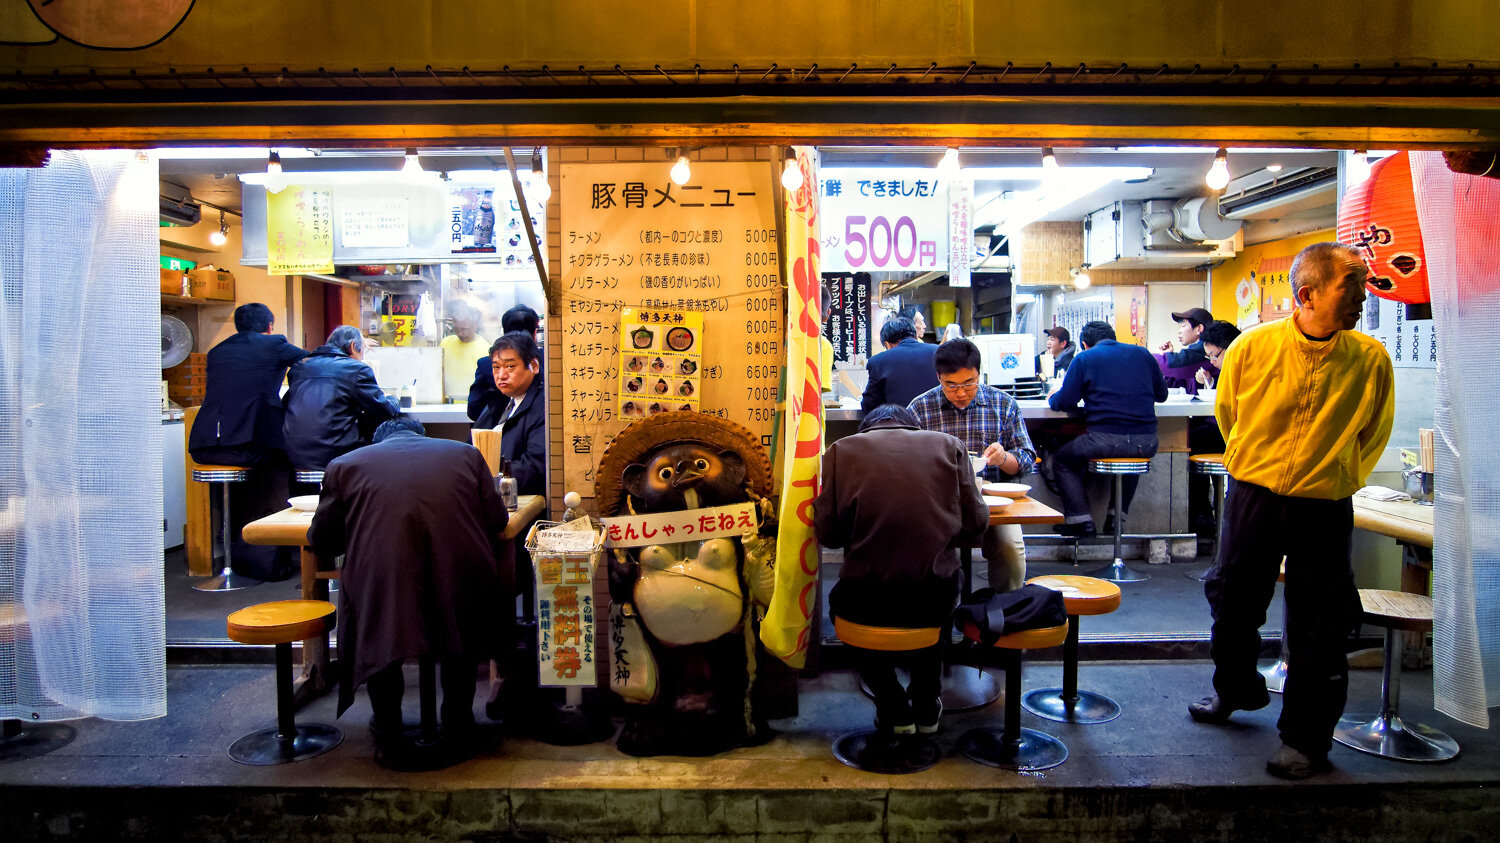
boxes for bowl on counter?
[982,482,1031,499]
[288,495,320,512]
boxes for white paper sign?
[948,179,972,288]
[338,197,409,248]
[819,167,949,273]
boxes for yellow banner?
[266,186,334,274]
[761,147,823,668]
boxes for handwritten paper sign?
[535,552,599,687]
[339,196,409,248]
[600,502,759,548]
[266,187,333,274]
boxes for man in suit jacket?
[468,304,540,423]
[859,316,939,414]
[473,331,546,496]
[282,325,400,471]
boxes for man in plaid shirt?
[908,339,1037,591]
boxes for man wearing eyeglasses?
[907,339,1037,591]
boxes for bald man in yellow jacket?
[1188,242,1394,781]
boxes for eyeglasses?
[941,379,980,393]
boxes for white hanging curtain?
[1411,151,1500,728]
[1,150,166,722]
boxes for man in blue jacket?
[282,325,399,472]
[1046,321,1168,537]
[859,316,939,414]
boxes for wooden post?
[182,406,214,576]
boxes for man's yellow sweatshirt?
[1216,314,1395,500]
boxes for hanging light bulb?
[529,149,551,203]
[670,152,692,186]
[780,153,804,192]
[1347,149,1371,186]
[402,148,423,176]
[1071,266,1092,290]
[1205,147,1231,190]
[1041,146,1059,170]
[264,150,287,194]
[936,147,960,179]
[1265,163,1283,173]
[208,210,229,247]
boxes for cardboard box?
[188,268,236,301]
[161,267,189,296]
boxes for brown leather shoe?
[1187,690,1270,724]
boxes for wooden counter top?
[991,495,1064,526]
[1353,495,1434,549]
[243,494,546,547]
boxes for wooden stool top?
[1358,589,1434,632]
[1088,458,1151,475]
[227,600,337,645]
[833,617,941,652]
[963,620,1070,650]
[1027,575,1122,616]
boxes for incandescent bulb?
[402,148,423,176]
[1347,150,1371,186]
[208,228,228,247]
[1205,148,1231,191]
[780,157,804,191]
[1073,270,1092,290]
[264,151,287,194]
[936,147,960,178]
[1041,147,1059,170]
[670,155,691,186]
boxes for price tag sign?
[818,167,949,273]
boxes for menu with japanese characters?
[560,162,782,495]
[266,186,333,274]
[618,308,704,418]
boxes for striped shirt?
[908,384,1037,481]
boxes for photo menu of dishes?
[559,161,782,495]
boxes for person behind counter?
[439,300,489,404]
[1187,320,1243,536]
[468,304,540,424]
[815,404,989,735]
[1195,320,1242,390]
[309,415,512,768]
[282,325,400,472]
[188,302,308,581]
[908,338,1037,592]
[898,304,929,342]
[473,331,546,496]
[1154,307,1215,395]
[1190,242,1394,780]
[859,316,939,414]
[1038,326,1076,377]
[1045,320,1168,538]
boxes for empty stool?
[1022,575,1123,724]
[293,469,325,487]
[225,600,342,765]
[1185,453,1228,582]
[956,620,1071,772]
[192,464,260,592]
[1086,457,1152,583]
[1334,589,1459,763]
[831,617,944,774]
[1260,562,1290,694]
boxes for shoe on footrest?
[913,698,943,735]
[1052,521,1097,538]
[1187,690,1271,724]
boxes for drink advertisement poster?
[448,175,548,277]
[618,308,704,419]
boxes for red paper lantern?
[1337,151,1430,304]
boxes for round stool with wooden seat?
[1185,453,1228,582]
[0,601,77,762]
[955,620,1071,772]
[191,464,259,592]
[225,600,342,765]
[1022,575,1123,724]
[831,617,944,774]
[293,469,325,487]
[1086,457,1152,583]
[1260,562,1290,694]
[1334,589,1459,763]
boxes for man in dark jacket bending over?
[282,325,399,472]
[815,404,989,735]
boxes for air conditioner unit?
[1218,166,1337,220]
[1084,199,1240,269]
[159,183,202,227]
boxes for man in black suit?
[188,302,307,580]
[282,325,400,472]
[468,304,540,424]
[472,331,546,496]
[859,316,939,414]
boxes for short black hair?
[326,325,365,356]
[859,404,919,432]
[1202,320,1241,350]
[501,304,541,336]
[233,303,273,333]
[880,316,917,345]
[373,415,425,443]
[490,331,539,367]
[933,337,981,375]
[1079,320,1115,349]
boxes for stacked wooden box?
[165,353,207,406]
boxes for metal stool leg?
[1261,609,1290,693]
[1189,473,1226,582]
[1089,473,1148,583]
[194,480,263,592]
[1022,615,1120,724]
[1334,626,1459,762]
[229,641,342,765]
[957,648,1068,771]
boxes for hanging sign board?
[618,308,704,419]
[948,178,972,288]
[822,272,872,365]
[266,187,334,274]
[534,552,599,687]
[818,167,948,273]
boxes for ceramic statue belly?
[633,539,742,645]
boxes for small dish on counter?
[983,495,1014,508]
[288,495,320,512]
[982,482,1031,499]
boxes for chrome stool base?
[193,570,264,592]
[1087,558,1149,583]
[833,731,942,774]
[0,720,76,763]
[957,726,1068,771]
[1334,713,1459,763]
[1260,657,1289,694]
[230,723,342,766]
[1022,688,1121,725]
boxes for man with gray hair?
[282,325,399,471]
[1189,241,1394,780]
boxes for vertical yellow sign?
[266,187,334,274]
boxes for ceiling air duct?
[159,182,202,227]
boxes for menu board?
[560,162,781,495]
[822,272,871,364]
[618,308,704,418]
[1363,296,1437,369]
[266,186,333,274]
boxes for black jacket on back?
[860,338,939,414]
[281,345,399,471]
[188,331,307,466]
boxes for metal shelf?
[160,294,231,307]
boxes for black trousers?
[854,645,944,724]
[1188,418,1227,528]
[1206,478,1362,757]
[366,656,480,733]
